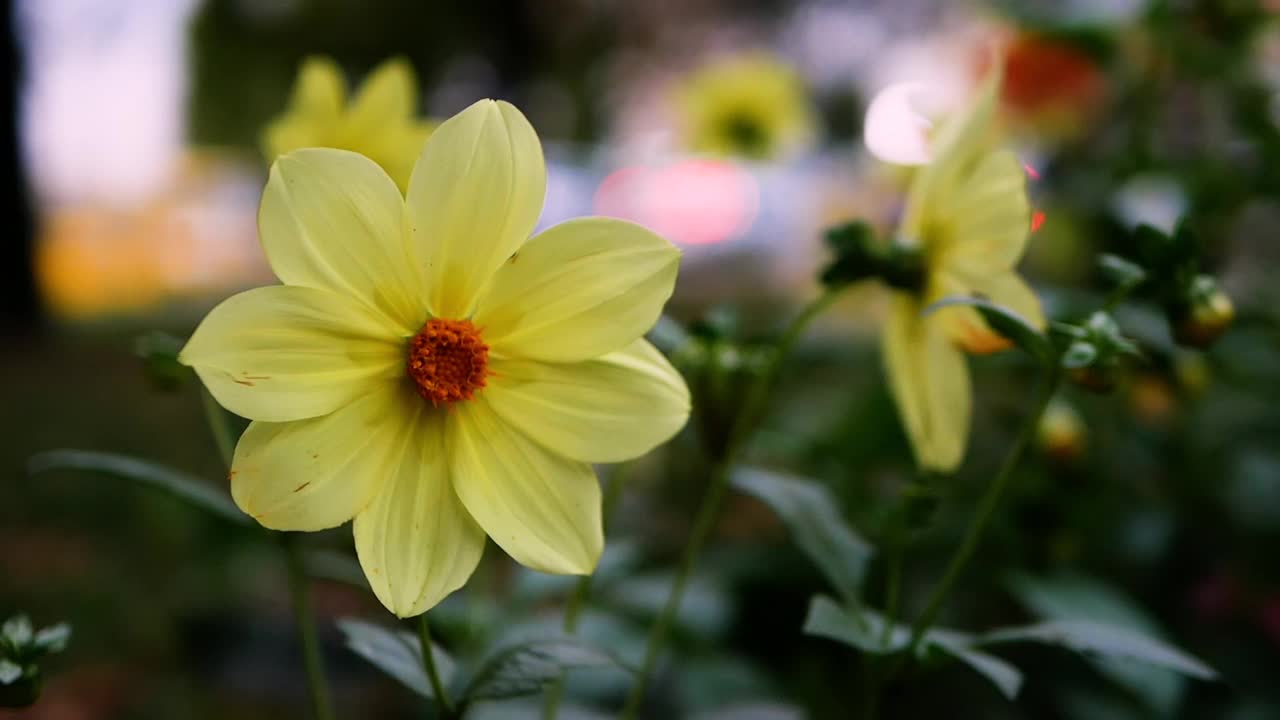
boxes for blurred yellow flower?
[882,72,1044,472]
[184,100,690,617]
[676,53,816,161]
[263,56,435,192]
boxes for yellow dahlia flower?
[263,56,436,193]
[676,53,816,161]
[882,72,1045,472]
[184,100,690,617]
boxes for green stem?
[879,539,905,649]
[419,614,455,718]
[620,289,845,719]
[200,386,335,720]
[542,464,632,720]
[286,538,337,720]
[905,369,1061,655]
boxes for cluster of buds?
[1126,223,1235,350]
[667,311,773,460]
[1053,311,1143,394]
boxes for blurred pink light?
[593,159,759,247]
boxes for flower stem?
[418,614,455,719]
[286,538,337,720]
[199,387,335,720]
[620,289,844,719]
[543,464,632,720]
[904,368,1061,655]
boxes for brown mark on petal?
[293,481,311,493]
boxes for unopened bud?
[1171,275,1234,349]
[1038,399,1086,462]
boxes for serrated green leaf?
[0,660,21,685]
[32,624,70,654]
[980,620,1215,680]
[461,638,625,703]
[28,450,248,525]
[732,467,874,605]
[1,617,32,649]
[926,295,1054,365]
[337,618,452,699]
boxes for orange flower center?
[406,319,489,406]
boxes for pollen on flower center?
[406,318,489,406]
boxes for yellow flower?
[183,100,690,617]
[676,53,816,161]
[881,72,1045,472]
[263,56,436,193]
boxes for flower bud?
[1037,399,1086,462]
[1170,275,1234,349]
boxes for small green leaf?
[732,467,874,605]
[28,450,248,526]
[32,624,71,654]
[0,660,21,685]
[461,638,625,703]
[2,617,32,649]
[337,618,451,699]
[1098,254,1147,289]
[801,596,905,654]
[925,295,1054,364]
[980,620,1216,680]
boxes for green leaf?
[1,617,32,649]
[461,638,625,703]
[980,620,1215,681]
[1098,254,1147,289]
[28,450,248,526]
[731,467,874,605]
[804,598,1024,699]
[32,624,71,654]
[337,618,452,699]
[926,631,1024,700]
[925,295,1054,365]
[0,660,21,685]
[1007,572,1202,714]
[801,595,905,654]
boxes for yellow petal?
[484,339,690,463]
[230,382,410,531]
[448,398,602,575]
[975,271,1045,329]
[475,218,679,362]
[354,407,485,617]
[179,285,403,422]
[259,148,422,330]
[406,100,546,319]
[290,56,345,119]
[902,70,1000,244]
[883,294,972,472]
[935,149,1031,279]
[345,58,417,134]
[262,57,345,162]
